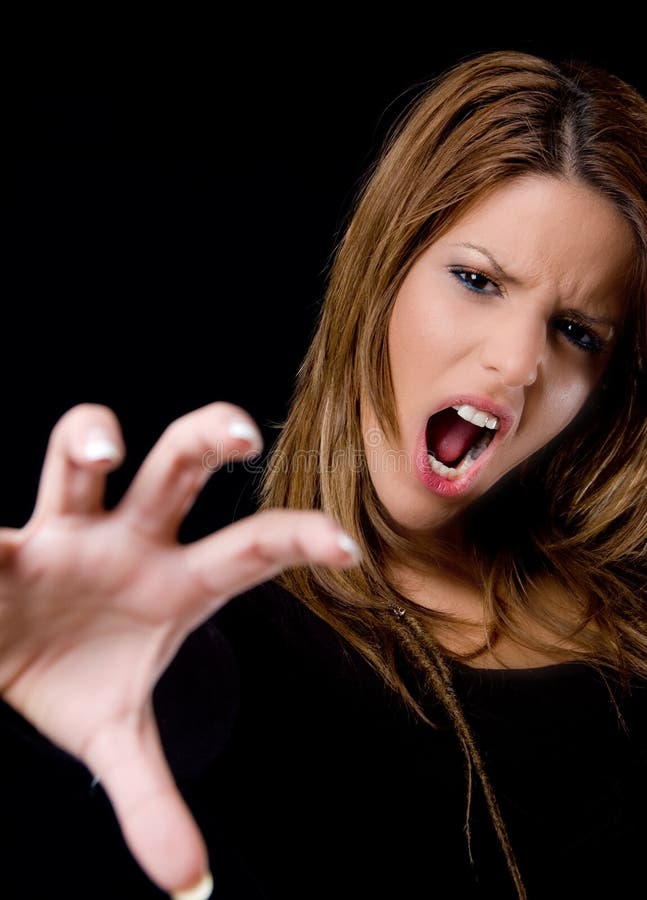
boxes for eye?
[555,318,606,354]
[450,267,609,356]
[450,267,500,295]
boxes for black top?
[2,579,647,899]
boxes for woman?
[1,49,647,899]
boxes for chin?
[387,497,467,541]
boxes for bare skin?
[0,401,361,897]
[0,177,635,892]
[363,175,631,539]
[362,175,633,664]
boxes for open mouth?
[425,406,497,481]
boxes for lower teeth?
[427,431,493,480]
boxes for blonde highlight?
[255,49,647,898]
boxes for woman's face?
[362,175,634,540]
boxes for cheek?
[388,285,461,384]
[535,374,594,445]
[390,279,461,346]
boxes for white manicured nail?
[337,533,362,561]
[171,871,214,900]
[228,421,262,445]
[82,434,121,463]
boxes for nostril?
[478,322,546,388]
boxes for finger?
[0,527,22,567]
[83,706,212,897]
[119,402,263,541]
[32,404,125,520]
[182,508,362,621]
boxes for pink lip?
[414,394,516,498]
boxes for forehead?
[435,175,635,318]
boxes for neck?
[385,525,484,623]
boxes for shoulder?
[211,579,366,679]
[209,579,396,718]
[155,581,333,778]
[212,578,327,639]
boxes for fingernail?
[228,421,262,447]
[171,871,214,900]
[336,533,362,562]
[82,433,121,463]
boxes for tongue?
[426,408,482,466]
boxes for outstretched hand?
[0,402,361,898]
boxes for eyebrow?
[452,241,620,330]
[454,242,517,283]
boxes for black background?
[4,30,646,538]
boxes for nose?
[478,313,547,388]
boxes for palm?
[2,517,186,751]
[0,402,359,898]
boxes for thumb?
[83,707,213,899]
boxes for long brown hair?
[256,49,647,899]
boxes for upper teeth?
[451,404,499,430]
